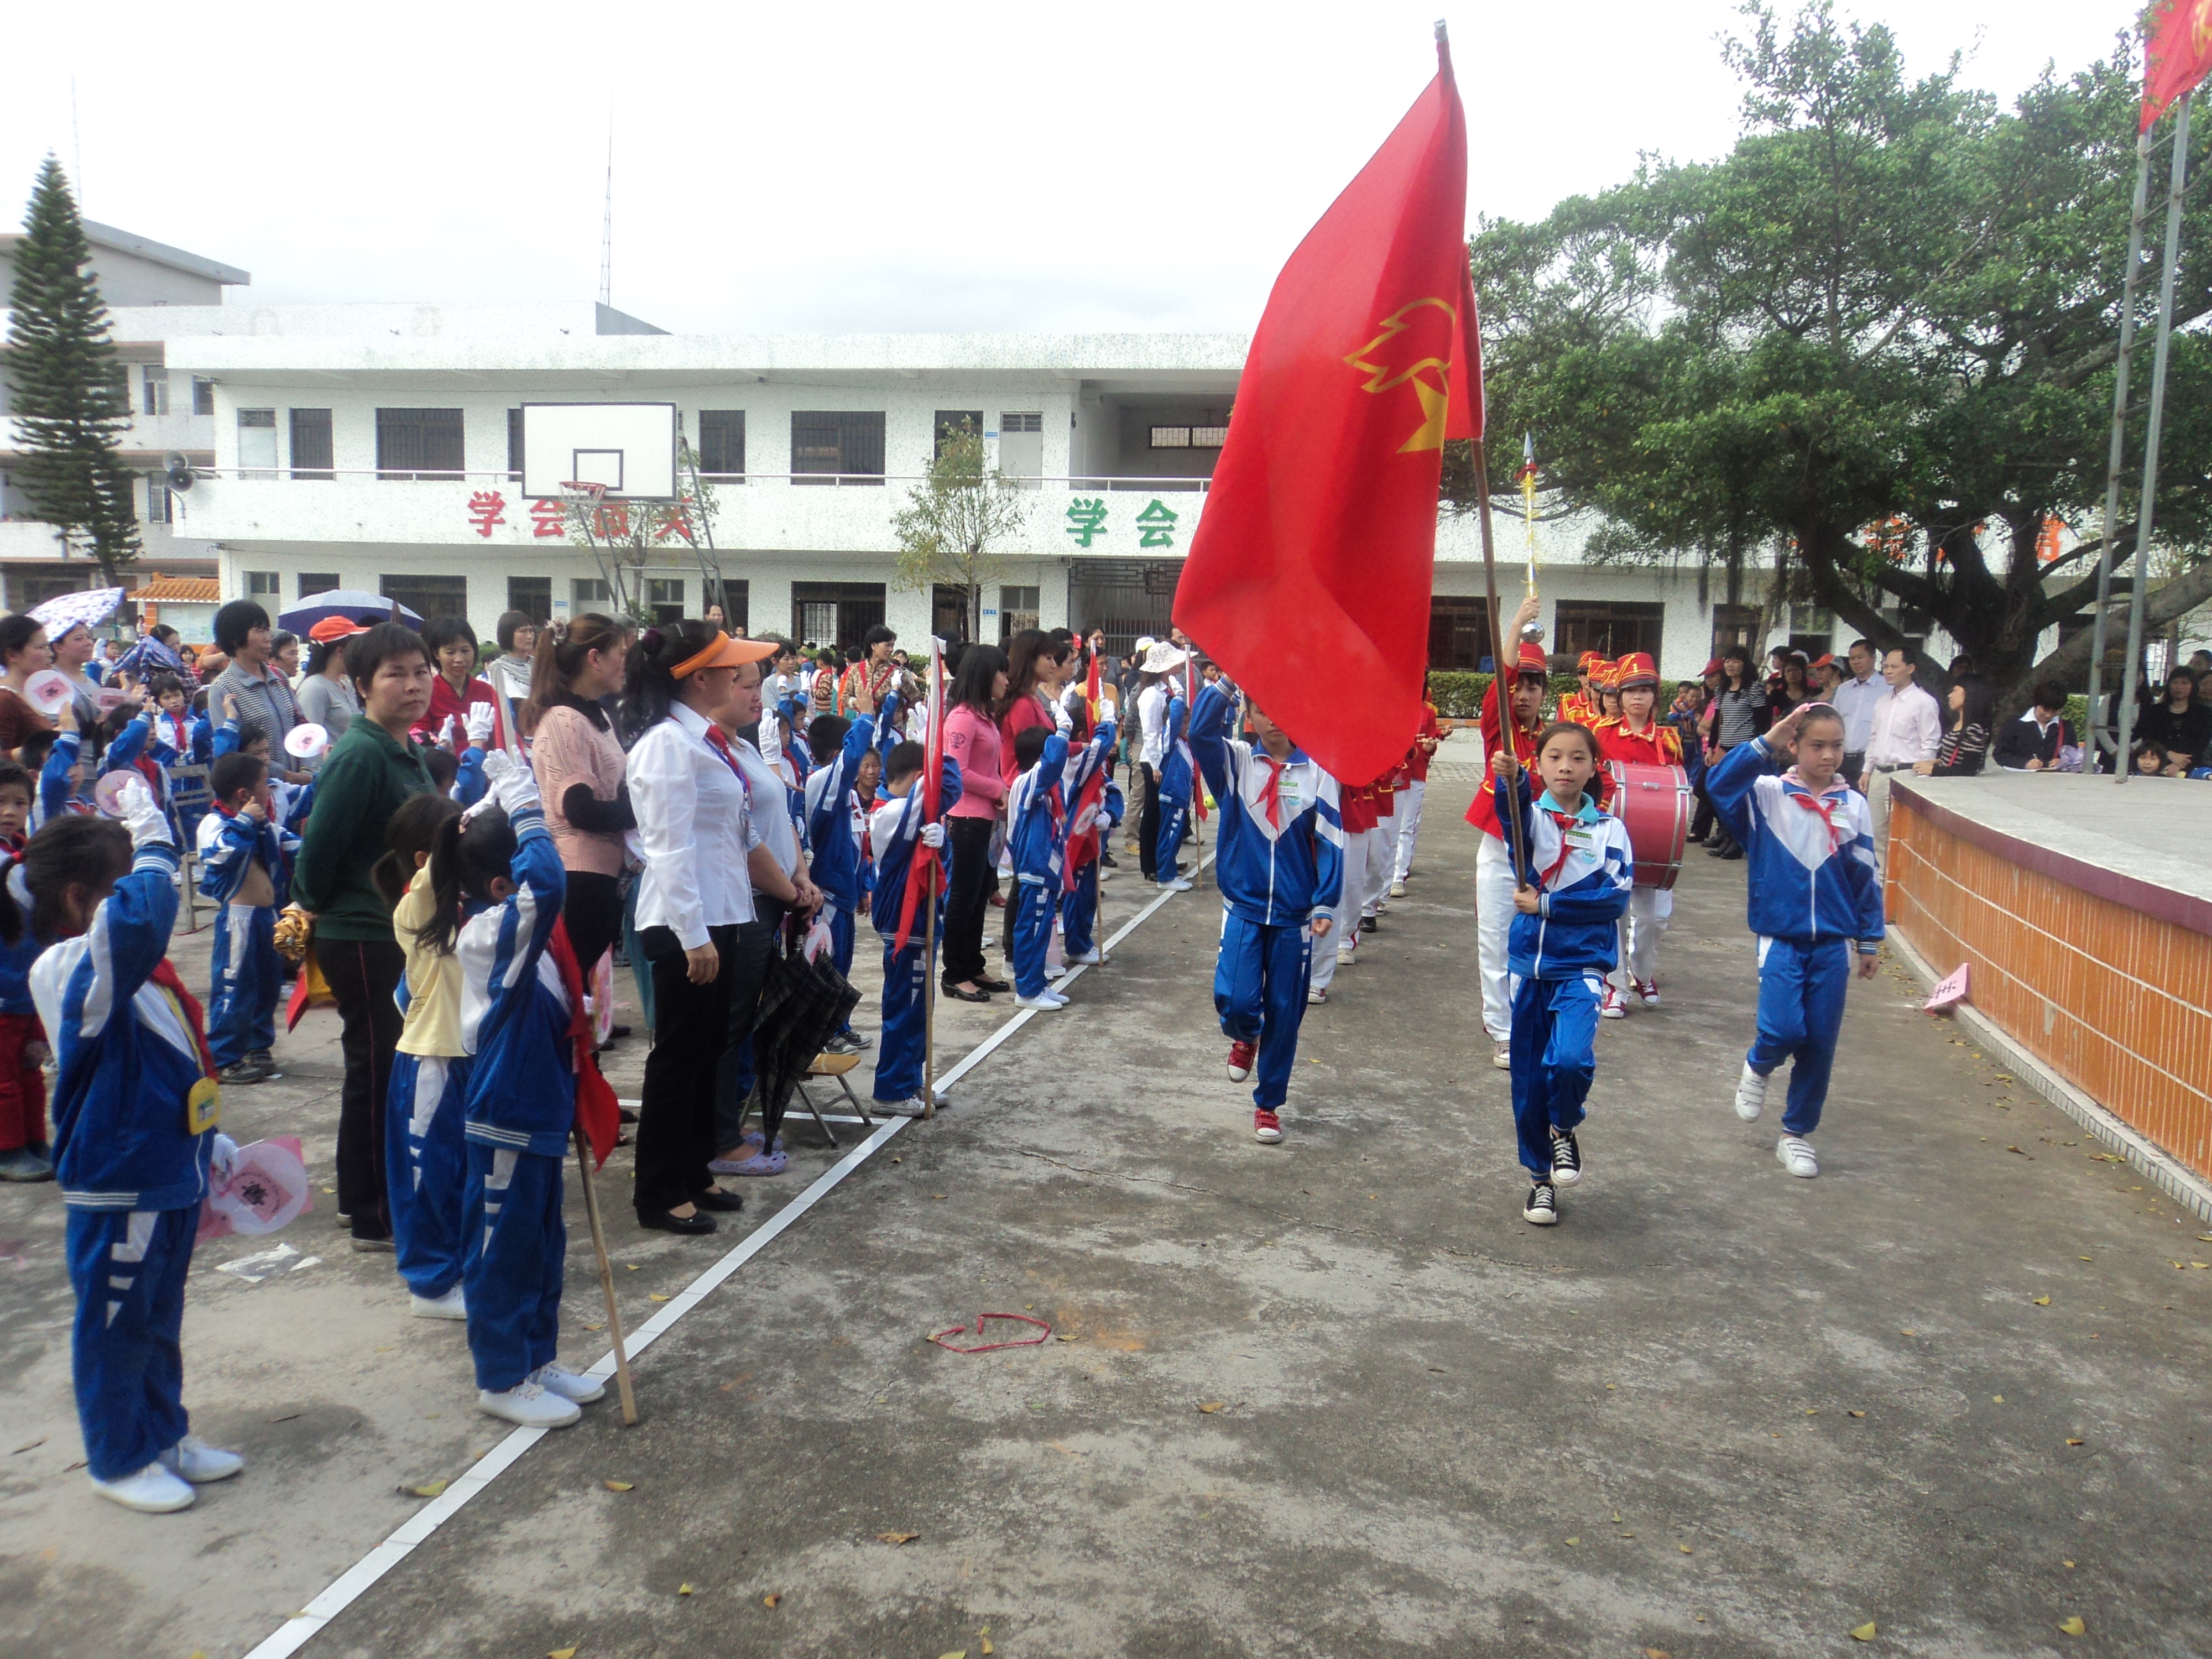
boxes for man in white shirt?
[1829,638,1884,784]
[1858,645,1943,873]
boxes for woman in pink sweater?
[940,644,1010,1001]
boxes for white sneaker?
[1599,983,1627,1019]
[90,1462,196,1513]
[530,1362,606,1404]
[1336,944,1357,964]
[1776,1134,1820,1178]
[411,1284,467,1321]
[1160,878,1194,892]
[1492,1044,1511,1071]
[477,1379,582,1428]
[1734,1063,1770,1123]
[878,1096,930,1118]
[1015,992,1066,1011]
[1042,963,1066,980]
[1389,879,1407,898]
[158,1436,244,1484]
[1306,987,1329,1005]
[1067,947,1105,966]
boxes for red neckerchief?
[702,723,753,799]
[1256,752,1285,830]
[1537,807,1584,886]
[1782,770,1851,851]
[148,959,217,1078]
[546,919,620,1170]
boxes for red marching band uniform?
[1589,653,1685,1017]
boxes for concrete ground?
[4,764,2210,1658]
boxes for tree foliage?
[3,156,141,585]
[1469,3,2212,702]
[890,421,1029,643]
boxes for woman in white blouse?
[622,621,796,1236]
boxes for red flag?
[1173,34,1481,786]
[2144,0,2212,131]
[547,919,620,1170]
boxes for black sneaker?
[1099,851,1118,868]
[246,1049,285,1081]
[218,1059,275,1086]
[1524,1181,1559,1225]
[1550,1128,1583,1187]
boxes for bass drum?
[1605,760,1692,890]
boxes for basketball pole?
[1474,444,1531,881]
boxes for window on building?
[1150,426,1192,448]
[507,408,525,481]
[646,578,685,625]
[1709,603,1761,658]
[790,411,885,483]
[1427,597,1492,671]
[697,410,745,477]
[933,583,972,641]
[998,411,1044,485]
[290,408,334,480]
[12,573,89,611]
[790,581,886,648]
[379,573,468,623]
[192,377,215,416]
[375,408,465,481]
[999,585,1041,643]
[934,410,984,459]
[572,577,612,609]
[238,408,279,474]
[1555,599,1665,664]
[141,366,169,416]
[247,571,281,599]
[1191,422,1229,448]
[706,578,748,632]
[298,572,341,598]
[506,576,552,622]
[144,476,173,525]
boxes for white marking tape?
[243,851,1213,1658]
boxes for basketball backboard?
[520,402,679,500]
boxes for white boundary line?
[242,850,1213,1659]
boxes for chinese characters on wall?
[1065,497,1180,550]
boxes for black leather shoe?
[639,1209,717,1235]
[977,975,1011,993]
[944,983,991,1003]
[693,1187,745,1213]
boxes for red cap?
[307,615,368,643]
[1700,658,1724,676]
[1616,651,1660,688]
[1515,641,1549,679]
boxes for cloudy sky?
[3,1,2133,335]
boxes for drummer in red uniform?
[1462,594,1548,1069]
[1593,652,1684,1018]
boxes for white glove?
[491,755,541,817]
[115,775,170,848]
[440,714,461,750]
[1072,805,1100,836]
[920,821,946,849]
[464,701,497,745]
[210,1131,239,1182]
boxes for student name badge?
[1561,826,1597,853]
[186,1075,222,1136]
[1275,774,1305,816]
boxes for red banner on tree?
[1172,34,1482,786]
[2143,0,2212,131]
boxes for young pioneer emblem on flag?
[1173,27,1483,786]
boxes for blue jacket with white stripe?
[1493,771,1633,979]
[804,710,878,911]
[457,807,575,1157]
[1188,684,1343,928]
[1705,737,1886,950]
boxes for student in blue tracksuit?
[1058,716,1119,968]
[1704,702,1885,1179]
[1004,724,1071,1009]
[1188,682,1343,1145]
[1492,721,1634,1224]
[805,704,879,1049]
[376,791,472,1319]
[869,739,963,1116]
[435,756,601,1428]
[195,752,296,1086]
[1153,687,1193,890]
[28,782,247,1512]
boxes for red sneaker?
[1227,1040,1256,1082]
[1633,976,1661,1008]
[1253,1109,1283,1144]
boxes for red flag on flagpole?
[2144,0,2212,131]
[1173,31,1481,787]
[894,635,946,954]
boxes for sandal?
[714,1147,789,1178]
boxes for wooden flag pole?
[1473,444,1532,880]
[571,1128,638,1425]
[921,635,945,1120]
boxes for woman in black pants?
[622,621,786,1235]
[939,644,1010,1001]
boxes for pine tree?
[3,156,140,585]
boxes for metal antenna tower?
[597,119,613,308]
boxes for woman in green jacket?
[291,623,435,1249]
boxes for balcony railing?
[186,467,1215,492]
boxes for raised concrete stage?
[1888,773,2212,1212]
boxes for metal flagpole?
[921,635,944,1119]
[2087,126,2157,774]
[2115,91,2193,785]
[1520,431,1538,596]
[1475,446,1531,880]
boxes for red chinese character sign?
[466,491,507,538]
[530,498,568,539]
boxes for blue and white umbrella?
[28,586,126,639]
[277,589,424,632]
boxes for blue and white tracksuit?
[1495,771,1634,1178]
[1707,738,1885,1136]
[455,808,574,1394]
[1005,733,1070,998]
[1190,685,1344,1111]
[34,836,220,1481]
[868,758,964,1104]
[805,710,879,1003]
[195,805,294,1068]
[1059,723,1121,961]
[1154,693,1192,884]
[385,863,474,1302]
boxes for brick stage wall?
[1887,793,2212,1184]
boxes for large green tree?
[1468,3,2212,704]
[3,156,141,586]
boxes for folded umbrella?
[752,936,860,1142]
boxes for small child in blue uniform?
[1491,722,1634,1224]
[1188,682,1343,1144]
[1005,724,1071,1009]
[1152,686,1193,890]
[805,701,881,1050]
[195,752,295,1087]
[868,739,963,1116]
[1058,713,1120,968]
[28,781,247,1512]
[1704,702,1885,1178]
[376,791,472,1320]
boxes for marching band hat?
[1514,641,1550,680]
[1616,651,1660,689]
[1576,650,1606,672]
